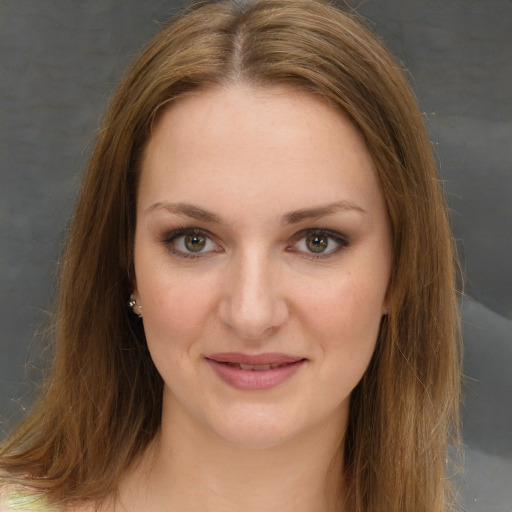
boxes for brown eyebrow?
[146,202,222,223]
[282,201,366,224]
[146,200,365,225]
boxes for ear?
[130,265,140,299]
[130,281,140,304]
[129,277,143,318]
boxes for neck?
[117,392,351,512]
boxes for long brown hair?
[0,1,461,510]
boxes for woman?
[0,0,461,511]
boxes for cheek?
[303,272,384,332]
[133,239,220,346]
[140,272,219,345]
[298,274,384,372]
[137,270,221,389]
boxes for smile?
[205,353,307,390]
[224,362,290,370]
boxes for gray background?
[0,1,511,510]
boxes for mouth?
[205,353,307,390]
[220,362,295,371]
[206,352,306,367]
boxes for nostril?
[216,257,289,339]
[217,294,289,340]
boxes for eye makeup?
[161,227,222,259]
[287,228,349,260]
[160,226,349,261]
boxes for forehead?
[138,84,384,221]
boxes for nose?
[217,249,289,340]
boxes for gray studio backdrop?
[1,1,511,510]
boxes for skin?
[116,84,392,512]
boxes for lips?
[205,353,306,390]
[228,362,289,370]
[207,352,303,365]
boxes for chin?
[204,399,344,451]
[212,417,302,450]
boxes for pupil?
[307,234,328,253]
[185,234,206,252]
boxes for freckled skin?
[132,84,392,450]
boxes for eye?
[164,228,221,258]
[290,229,348,257]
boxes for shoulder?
[0,482,60,511]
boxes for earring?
[127,297,143,318]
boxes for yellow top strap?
[0,482,57,511]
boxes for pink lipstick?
[205,353,306,390]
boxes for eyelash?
[161,227,349,260]
[162,227,220,259]
[288,228,349,259]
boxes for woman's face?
[132,85,392,449]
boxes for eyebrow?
[146,202,222,223]
[282,201,366,224]
[146,200,366,225]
